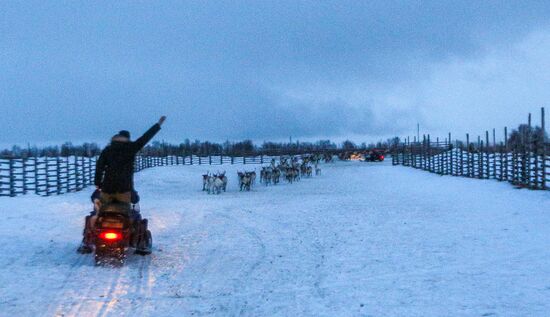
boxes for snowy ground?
[0,161,549,317]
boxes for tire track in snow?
[44,250,90,317]
[46,250,152,317]
[212,210,267,316]
[127,256,153,316]
[61,261,125,317]
[166,207,267,316]
[92,255,156,317]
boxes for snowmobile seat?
[99,202,132,216]
[97,202,132,229]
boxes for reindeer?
[205,174,214,193]
[294,167,300,182]
[300,163,308,177]
[259,168,264,184]
[306,165,313,177]
[237,171,252,191]
[218,171,228,192]
[250,170,256,186]
[204,173,224,194]
[311,154,321,165]
[211,174,224,194]
[202,171,212,191]
[263,167,272,186]
[280,157,290,169]
[272,167,281,184]
[270,158,277,169]
[285,166,299,183]
[260,166,272,186]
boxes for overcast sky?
[1,1,550,145]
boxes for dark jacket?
[94,123,161,193]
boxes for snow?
[0,161,549,316]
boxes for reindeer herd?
[201,154,330,194]
[202,171,228,194]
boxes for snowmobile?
[78,201,152,266]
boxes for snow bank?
[0,161,548,316]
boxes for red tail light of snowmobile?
[99,231,122,241]
[380,155,385,160]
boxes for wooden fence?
[392,108,549,190]
[0,154,309,197]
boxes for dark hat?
[118,130,131,139]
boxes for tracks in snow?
[45,249,153,317]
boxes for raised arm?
[132,116,167,152]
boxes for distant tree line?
[405,123,548,151]
[0,138,397,159]
[508,124,547,148]
[0,142,102,159]
[7,125,542,159]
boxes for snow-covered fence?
[133,155,285,171]
[0,153,311,197]
[392,108,549,190]
[0,156,97,197]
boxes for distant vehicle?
[364,151,385,162]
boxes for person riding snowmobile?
[95,116,166,204]
[78,116,166,253]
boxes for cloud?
[1,1,550,144]
[376,28,550,140]
[270,27,550,142]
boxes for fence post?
[542,107,546,189]
[493,128,502,179]
[504,127,509,182]
[512,138,518,185]
[79,156,84,190]
[433,137,441,174]
[34,156,39,195]
[8,159,15,197]
[459,138,464,176]
[423,134,427,171]
[424,134,428,171]
[88,156,93,186]
[21,157,28,194]
[430,138,434,171]
[476,136,480,179]
[535,112,541,189]
[467,138,471,178]
[55,157,60,195]
[448,133,452,175]
[485,130,491,179]
[527,113,532,188]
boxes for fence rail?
[392,108,549,191]
[0,154,313,197]
[392,141,549,190]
